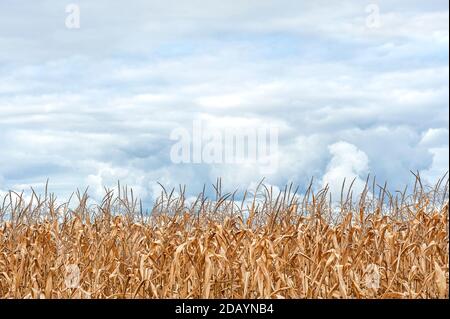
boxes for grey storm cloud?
[0,0,448,205]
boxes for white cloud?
[420,128,449,147]
[420,128,449,184]
[0,175,7,200]
[422,147,449,184]
[321,141,370,200]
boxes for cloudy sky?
[0,0,448,205]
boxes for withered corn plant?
[0,173,448,299]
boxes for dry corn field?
[0,174,448,299]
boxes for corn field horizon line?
[1,171,449,217]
